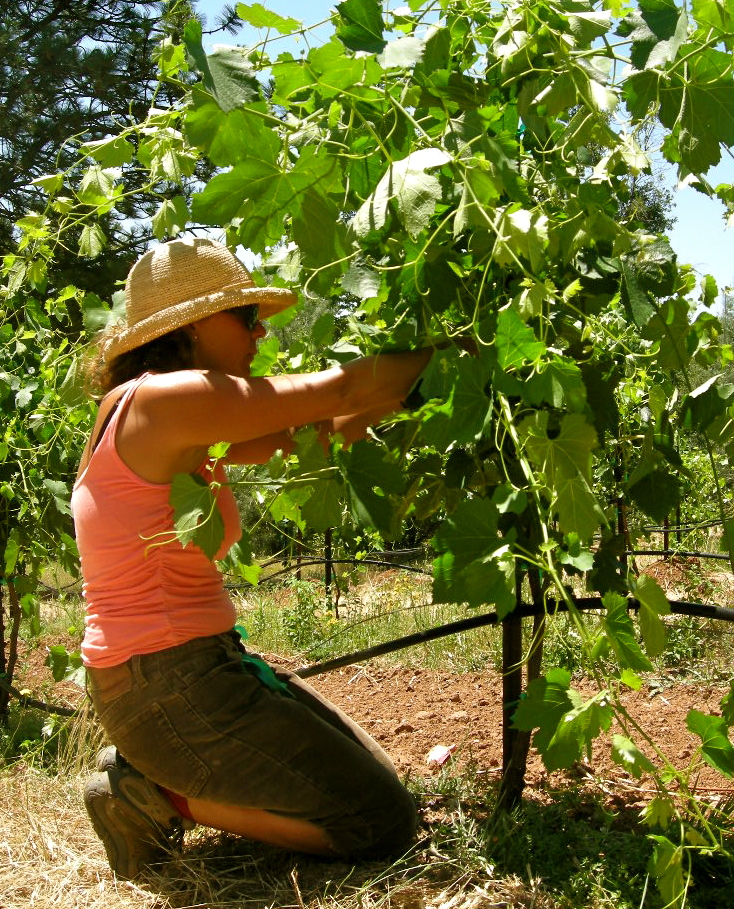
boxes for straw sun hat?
[103,237,297,361]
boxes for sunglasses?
[227,305,260,330]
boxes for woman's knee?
[369,786,419,857]
[330,782,418,859]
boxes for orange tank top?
[72,374,242,668]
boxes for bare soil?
[13,635,732,811]
[314,666,731,804]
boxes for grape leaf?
[611,734,656,779]
[352,149,451,239]
[301,479,344,531]
[554,476,606,541]
[184,21,261,112]
[338,439,405,536]
[432,497,515,612]
[433,498,502,572]
[185,87,280,168]
[78,165,117,205]
[687,709,734,777]
[81,135,134,167]
[679,377,734,432]
[432,546,516,613]
[620,259,655,328]
[269,485,311,526]
[512,668,578,753]
[493,207,549,273]
[524,357,587,411]
[495,306,546,371]
[193,148,333,243]
[634,573,670,658]
[628,467,683,523]
[648,835,686,909]
[43,478,70,516]
[45,643,83,682]
[378,36,425,68]
[616,0,688,71]
[152,197,189,240]
[336,0,386,53]
[603,592,654,672]
[236,2,300,33]
[341,264,381,300]
[642,795,676,828]
[541,692,614,771]
[558,532,595,571]
[520,412,598,483]
[78,224,106,258]
[691,0,734,32]
[169,473,224,560]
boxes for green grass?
[235,576,734,685]
[236,573,506,671]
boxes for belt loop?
[130,653,149,689]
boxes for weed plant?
[237,574,505,672]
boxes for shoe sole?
[84,770,170,879]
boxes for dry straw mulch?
[0,759,549,909]
[0,762,160,909]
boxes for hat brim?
[104,284,297,361]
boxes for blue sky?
[196,0,733,300]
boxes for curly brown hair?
[85,328,195,398]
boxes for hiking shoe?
[84,764,187,879]
[95,745,126,773]
[93,748,195,834]
[95,745,144,775]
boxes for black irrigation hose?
[641,548,731,561]
[0,677,77,717]
[296,597,734,678]
[268,557,430,576]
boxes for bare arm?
[319,400,405,446]
[116,349,432,481]
[224,399,404,466]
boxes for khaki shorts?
[86,630,417,858]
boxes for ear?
[182,322,199,343]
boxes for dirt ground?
[15,641,732,812]
[312,664,731,804]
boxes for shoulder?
[129,370,255,435]
[133,369,240,405]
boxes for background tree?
[0,0,240,294]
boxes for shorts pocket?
[108,699,212,798]
[86,663,134,720]
[165,633,242,690]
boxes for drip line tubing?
[225,557,432,588]
[641,519,728,532]
[629,550,731,561]
[296,597,734,678]
[6,599,733,715]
